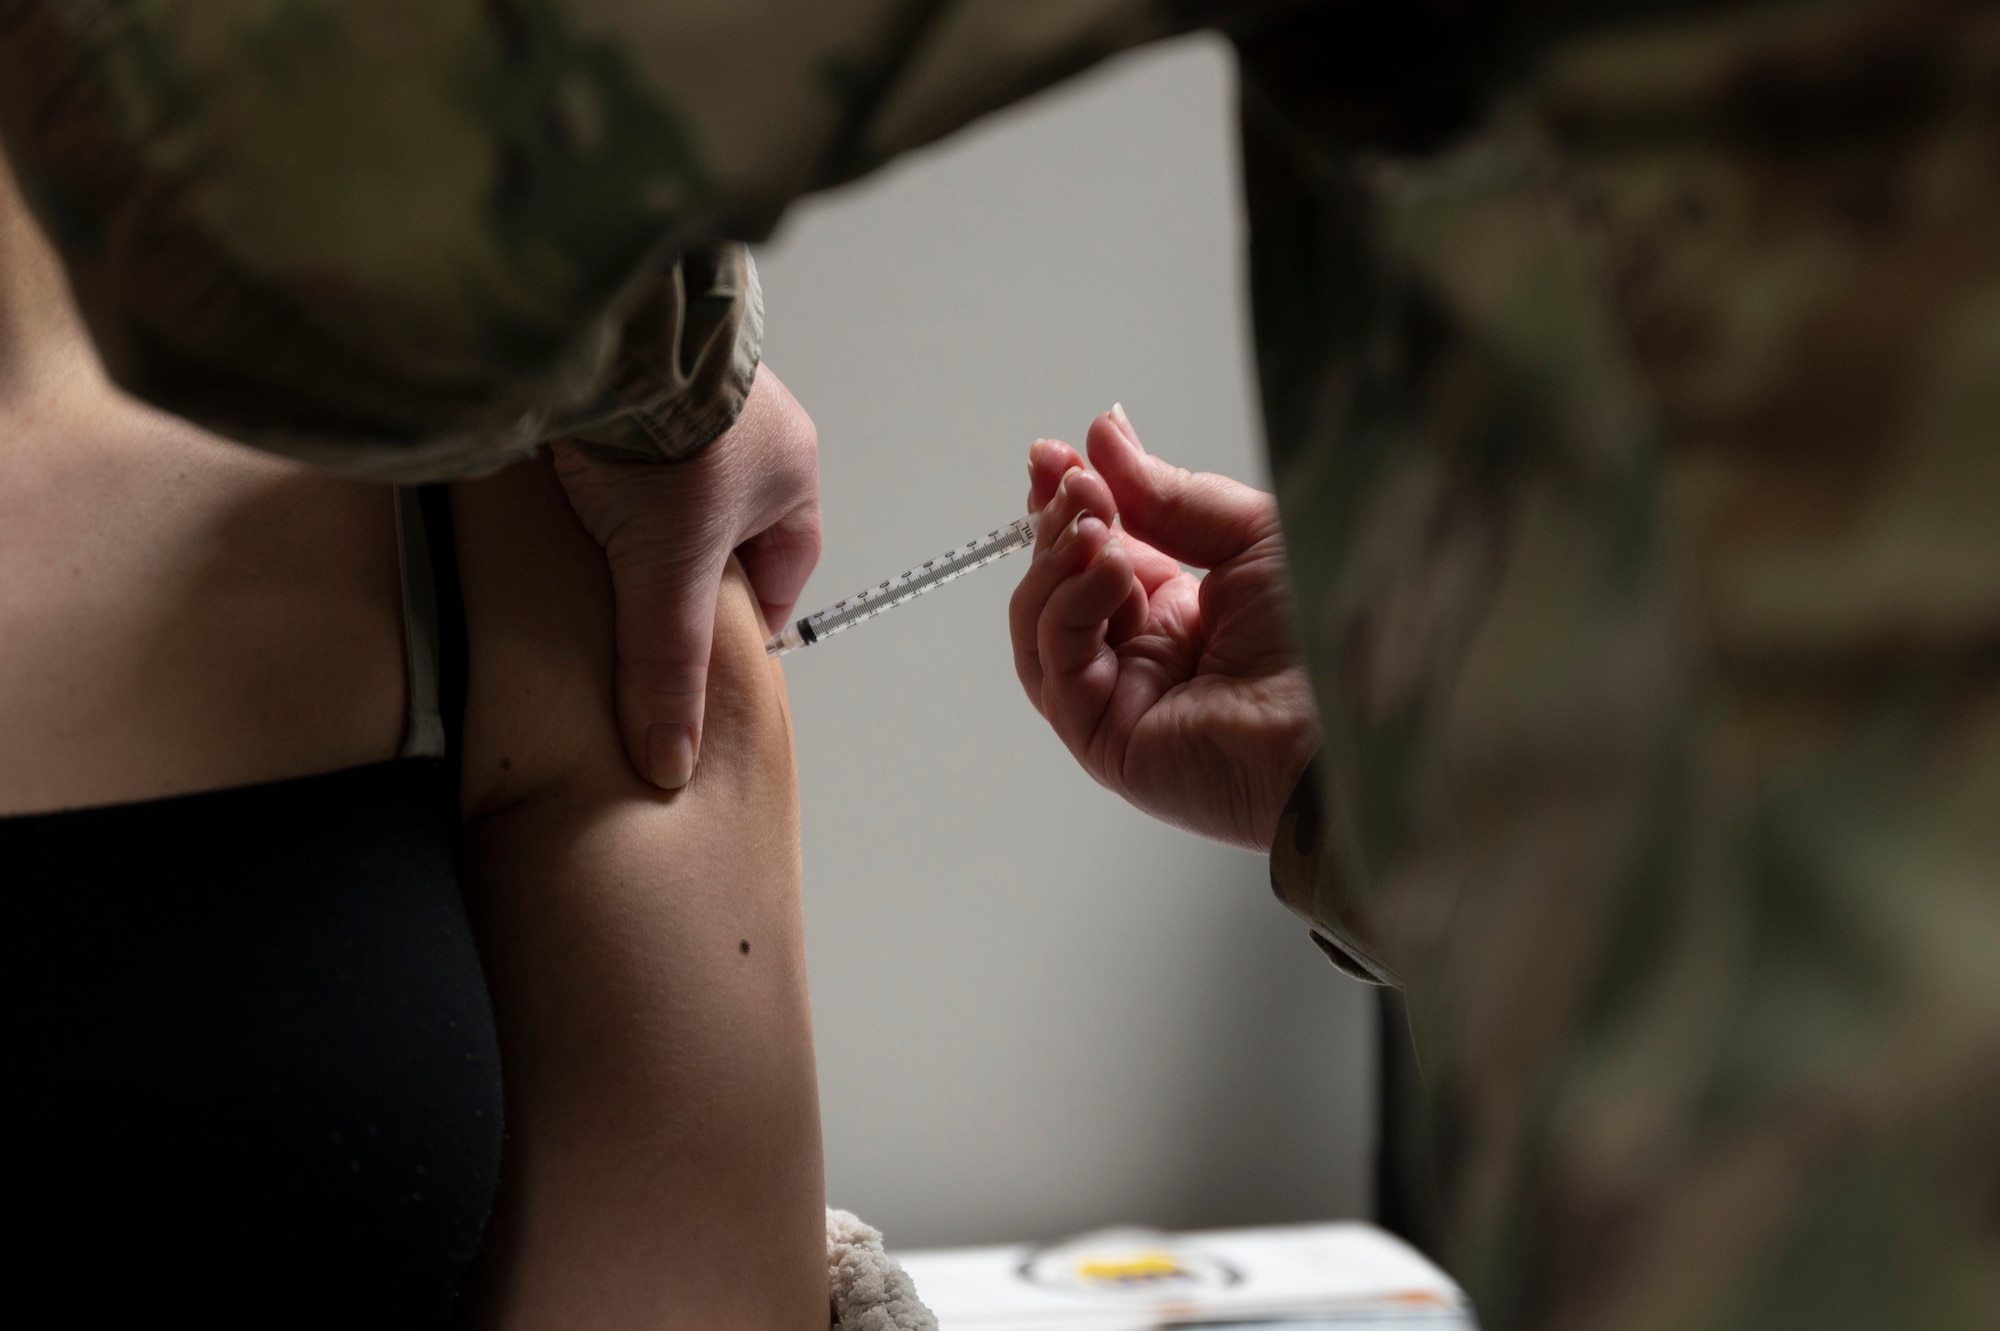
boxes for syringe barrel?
[768,512,1039,655]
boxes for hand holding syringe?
[1006,405,1318,851]
[769,401,1316,856]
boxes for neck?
[0,145,105,408]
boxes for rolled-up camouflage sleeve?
[558,243,763,467]
[0,0,1191,481]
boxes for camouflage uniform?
[3,1,1996,1327]
[1260,3,2000,1327]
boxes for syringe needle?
[766,512,1041,656]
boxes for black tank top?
[7,488,503,1328]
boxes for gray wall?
[755,35,1374,1251]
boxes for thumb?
[738,503,823,633]
[1086,404,1278,570]
[610,546,726,790]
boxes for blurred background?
[755,34,1376,1251]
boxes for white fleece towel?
[826,1208,937,1331]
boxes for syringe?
[766,512,1041,656]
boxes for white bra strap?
[392,487,448,761]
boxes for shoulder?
[1,143,408,812]
[0,386,404,811]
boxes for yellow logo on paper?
[1073,1251,1196,1287]
[1020,1232,1240,1294]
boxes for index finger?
[1027,438,1084,512]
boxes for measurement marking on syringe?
[765,514,1041,656]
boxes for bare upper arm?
[448,451,627,818]
[446,453,824,1330]
[449,452,795,819]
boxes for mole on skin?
[738,940,750,955]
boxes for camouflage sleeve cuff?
[559,244,764,465]
[1270,754,1401,988]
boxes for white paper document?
[894,1221,1475,1331]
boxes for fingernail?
[1051,512,1083,553]
[1109,402,1142,449]
[646,723,695,790]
